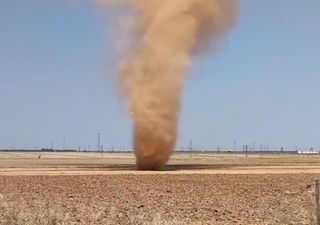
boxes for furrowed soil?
[1,153,320,224]
[0,174,318,225]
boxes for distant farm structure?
[298,148,320,154]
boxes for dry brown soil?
[0,153,320,224]
[0,174,319,225]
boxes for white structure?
[298,149,320,154]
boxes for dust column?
[99,0,238,170]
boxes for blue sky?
[0,0,319,150]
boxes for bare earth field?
[1,152,320,224]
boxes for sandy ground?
[0,174,318,225]
[1,152,320,224]
[2,152,320,175]
[2,165,320,176]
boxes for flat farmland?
[1,152,320,224]
[2,152,320,175]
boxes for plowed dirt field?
[0,152,320,224]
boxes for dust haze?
[98,0,238,170]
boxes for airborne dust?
[99,0,238,170]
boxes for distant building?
[298,149,320,154]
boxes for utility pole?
[315,180,320,225]
[251,142,255,151]
[233,141,237,152]
[189,139,193,159]
[97,133,101,151]
[62,140,66,151]
[101,145,104,158]
[245,145,248,158]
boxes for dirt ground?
[1,152,320,224]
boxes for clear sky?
[0,0,319,150]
